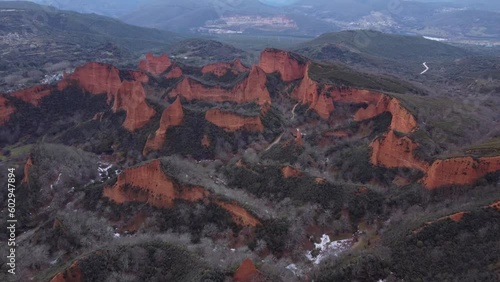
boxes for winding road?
[420,62,429,75]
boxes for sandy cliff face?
[370,130,429,172]
[292,64,335,119]
[21,155,33,185]
[215,200,260,227]
[143,97,184,155]
[11,85,53,106]
[165,66,183,79]
[0,96,15,126]
[138,52,172,75]
[282,166,302,178]
[114,81,156,131]
[205,109,264,132]
[201,59,249,77]
[423,156,500,189]
[69,62,156,131]
[233,258,263,282]
[169,65,271,105]
[259,48,306,82]
[103,160,208,208]
[50,261,82,282]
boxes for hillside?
[0,1,183,92]
[0,47,499,281]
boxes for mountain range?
[0,2,499,282]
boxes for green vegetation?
[297,30,467,62]
[389,208,500,281]
[308,61,423,94]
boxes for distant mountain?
[0,1,183,92]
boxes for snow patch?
[423,36,447,42]
[305,234,353,264]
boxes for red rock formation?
[423,156,500,189]
[103,160,209,208]
[138,52,172,75]
[201,59,249,77]
[0,96,15,126]
[11,85,53,106]
[169,66,271,105]
[143,97,184,155]
[128,70,149,83]
[50,261,82,282]
[259,48,306,81]
[370,130,429,172]
[215,200,260,227]
[490,201,500,210]
[352,93,417,133]
[294,128,304,146]
[292,63,335,119]
[67,62,156,131]
[21,155,33,185]
[201,134,211,147]
[233,259,263,282]
[282,166,302,178]
[69,62,122,101]
[448,212,466,222]
[205,109,264,132]
[113,81,156,131]
[165,66,183,79]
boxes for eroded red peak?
[258,48,307,81]
[139,52,172,75]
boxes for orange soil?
[0,96,15,126]
[169,65,271,106]
[143,97,184,155]
[138,52,172,75]
[103,160,208,208]
[233,259,263,282]
[201,134,211,147]
[11,85,53,106]
[165,66,183,79]
[281,166,302,178]
[21,155,33,185]
[215,200,260,227]
[259,48,306,82]
[205,109,264,132]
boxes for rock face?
[201,59,249,77]
[215,200,260,227]
[282,166,302,178]
[22,155,33,185]
[423,156,500,189]
[259,48,306,81]
[103,160,209,208]
[370,130,429,172]
[169,66,271,105]
[165,66,183,79]
[113,81,156,131]
[103,160,260,227]
[233,259,263,282]
[11,85,53,106]
[50,261,82,282]
[143,97,184,155]
[292,64,335,119]
[205,109,264,132]
[138,52,172,75]
[0,96,15,126]
[69,62,156,131]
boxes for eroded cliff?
[423,156,500,189]
[0,96,15,126]
[143,97,184,155]
[205,109,264,132]
[259,48,307,82]
[103,160,208,208]
[169,65,271,105]
[138,52,172,75]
